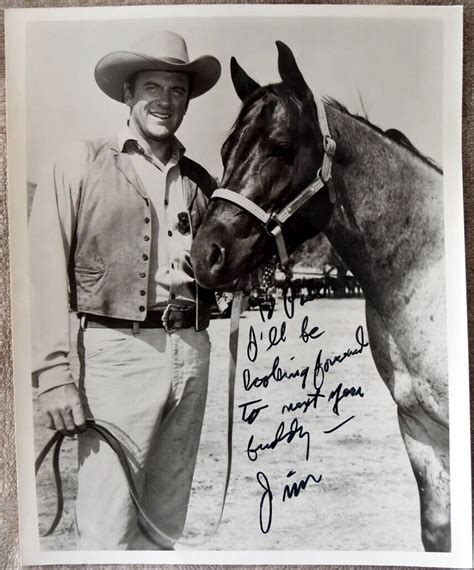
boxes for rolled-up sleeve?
[29,141,88,395]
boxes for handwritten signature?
[257,470,323,533]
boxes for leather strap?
[218,290,243,524]
[83,306,196,331]
[211,96,336,268]
[35,431,65,537]
[35,391,240,547]
[211,189,272,225]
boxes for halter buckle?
[263,214,282,237]
[323,135,336,157]
[317,166,332,185]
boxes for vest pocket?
[75,265,106,296]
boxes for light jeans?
[75,324,211,550]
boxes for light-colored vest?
[70,137,216,329]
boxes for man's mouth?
[149,110,172,120]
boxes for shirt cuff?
[37,365,75,396]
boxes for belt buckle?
[162,304,179,333]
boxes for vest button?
[139,305,145,312]
[164,199,169,206]
[140,290,146,296]
[171,293,176,300]
[144,235,150,241]
[168,230,173,237]
[144,217,150,224]
[142,254,148,261]
[139,271,146,278]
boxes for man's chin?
[146,128,173,141]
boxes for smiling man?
[29,31,221,550]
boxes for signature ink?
[239,399,269,425]
[256,471,273,533]
[281,388,326,415]
[243,356,310,391]
[324,415,355,433]
[256,470,322,533]
[313,325,369,386]
[299,315,325,343]
[283,287,295,319]
[258,302,275,323]
[267,321,287,350]
[247,325,258,362]
[328,383,364,415]
[282,470,323,502]
[247,418,311,462]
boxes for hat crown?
[133,31,190,64]
[95,31,221,102]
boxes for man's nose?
[156,90,171,107]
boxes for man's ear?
[123,82,133,107]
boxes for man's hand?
[39,383,87,435]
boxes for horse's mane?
[230,86,442,175]
[324,97,443,175]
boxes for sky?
[25,11,443,183]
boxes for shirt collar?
[117,124,185,169]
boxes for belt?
[81,304,196,332]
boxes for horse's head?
[191,42,334,289]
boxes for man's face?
[124,70,190,143]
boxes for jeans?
[75,324,210,550]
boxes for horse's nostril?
[208,243,225,271]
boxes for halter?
[211,96,336,267]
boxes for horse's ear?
[276,41,310,98]
[230,57,261,101]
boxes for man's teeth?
[150,111,171,119]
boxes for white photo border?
[6,4,470,567]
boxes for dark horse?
[191,42,448,551]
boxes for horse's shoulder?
[180,156,217,199]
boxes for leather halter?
[211,96,336,267]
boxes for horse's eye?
[271,143,295,164]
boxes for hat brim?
[95,50,221,102]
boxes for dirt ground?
[34,297,422,552]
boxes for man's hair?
[124,70,192,101]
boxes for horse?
[190,42,448,552]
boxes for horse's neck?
[323,106,444,305]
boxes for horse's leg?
[397,407,450,551]
[365,301,451,552]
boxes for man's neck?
[148,139,172,164]
[127,123,173,165]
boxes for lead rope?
[218,289,243,523]
[35,295,244,545]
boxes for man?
[29,31,221,550]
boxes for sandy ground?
[34,297,422,552]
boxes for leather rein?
[211,96,337,267]
[35,417,234,547]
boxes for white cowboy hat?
[95,31,221,102]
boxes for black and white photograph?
[6,4,471,567]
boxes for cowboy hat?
[95,31,221,102]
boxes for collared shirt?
[117,126,195,308]
[29,127,200,395]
